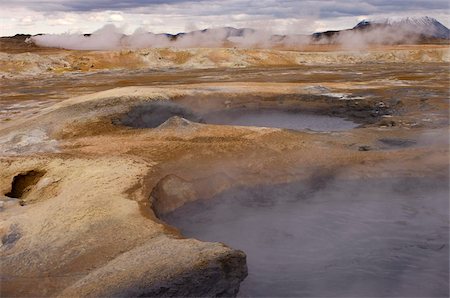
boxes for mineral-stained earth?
[0,38,449,297]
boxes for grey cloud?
[67,0,204,11]
[7,0,205,12]
[7,0,450,15]
[4,0,449,34]
[366,0,449,10]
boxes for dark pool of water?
[164,176,449,297]
[202,108,358,131]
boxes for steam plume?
[26,16,449,50]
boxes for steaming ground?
[1,38,449,297]
[165,174,449,297]
[24,17,450,50]
[2,61,449,124]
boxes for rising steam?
[26,16,449,50]
[27,25,288,50]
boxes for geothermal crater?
[118,98,360,131]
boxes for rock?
[35,177,59,191]
[59,236,247,297]
[304,85,331,94]
[150,174,198,216]
[0,129,59,155]
[0,195,10,202]
[358,145,372,151]
[376,101,387,108]
[378,138,417,148]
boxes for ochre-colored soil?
[0,43,449,296]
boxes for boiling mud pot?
[202,108,357,131]
[119,101,202,128]
[120,102,357,131]
[164,176,449,297]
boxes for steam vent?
[0,5,449,298]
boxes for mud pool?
[164,176,449,297]
[202,108,358,131]
[120,102,358,131]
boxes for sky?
[1,0,449,36]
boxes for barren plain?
[0,39,449,297]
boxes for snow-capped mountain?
[353,16,449,39]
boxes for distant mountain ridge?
[308,17,448,46]
[168,17,450,45]
[169,27,256,38]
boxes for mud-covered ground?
[0,43,449,297]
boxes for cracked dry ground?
[0,46,449,297]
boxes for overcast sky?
[1,0,449,36]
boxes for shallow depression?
[119,102,358,131]
[164,176,449,297]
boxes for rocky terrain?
[0,42,448,79]
[0,39,449,296]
